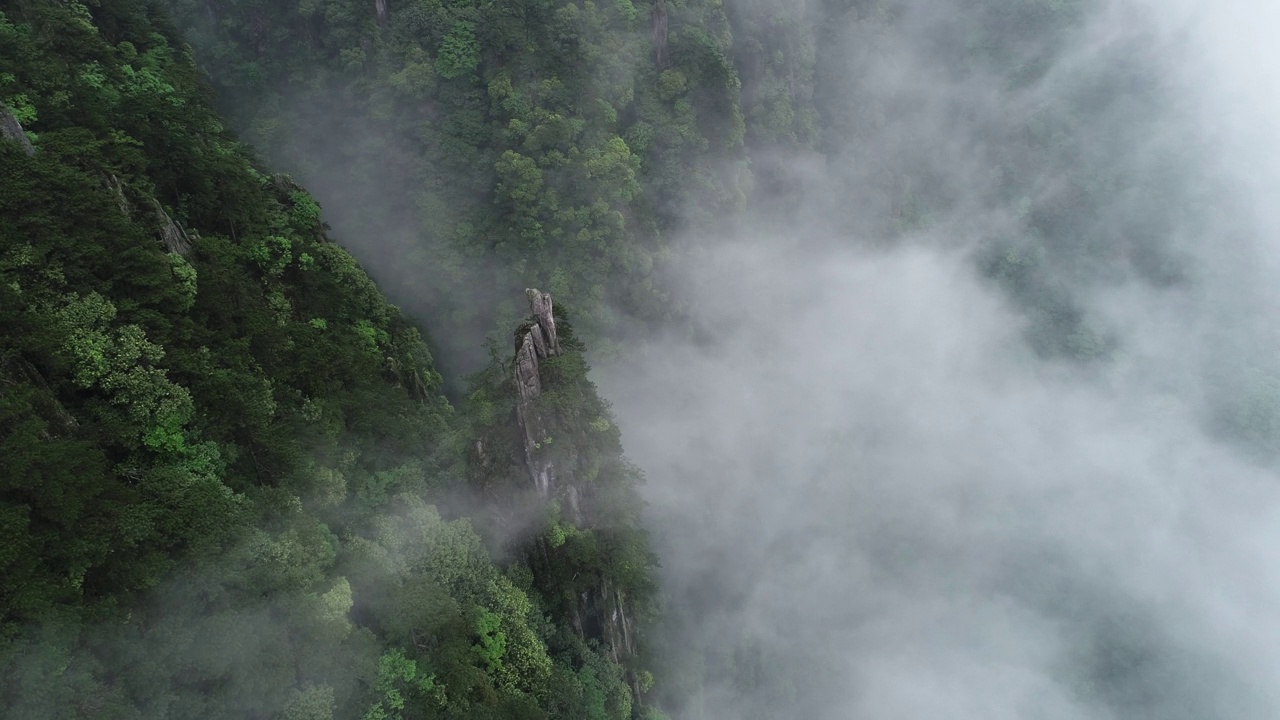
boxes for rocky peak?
[505,289,643,683]
[525,288,560,359]
[513,288,573,514]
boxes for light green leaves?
[363,649,438,720]
[437,22,480,80]
[167,253,197,311]
[52,292,195,449]
[472,606,507,673]
[289,191,323,229]
[55,291,119,388]
[243,234,293,277]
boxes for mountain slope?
[0,2,658,718]
[162,0,756,376]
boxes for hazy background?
[597,0,1280,718]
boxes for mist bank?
[599,0,1280,718]
[602,242,1280,719]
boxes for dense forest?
[1,1,659,717]
[6,0,1280,717]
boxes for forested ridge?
[0,1,659,717]
[7,0,1279,717]
[162,0,786,377]
[0,0,832,713]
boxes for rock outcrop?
[152,198,192,256]
[511,289,637,674]
[1,103,35,156]
[652,1,670,68]
[571,579,636,665]
[514,288,563,501]
[100,173,193,256]
[104,174,131,216]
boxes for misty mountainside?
[8,0,1280,718]
[158,0,1204,382]
[164,0,1280,717]
[161,0,764,382]
[0,2,659,718]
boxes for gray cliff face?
[571,579,637,664]
[512,290,635,668]
[1,104,36,156]
[653,0,670,68]
[101,173,193,256]
[527,287,559,355]
[152,198,192,256]
[514,288,566,504]
[104,175,132,216]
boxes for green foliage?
[462,309,661,718]
[342,494,562,711]
[363,648,439,720]
[472,606,507,674]
[354,318,390,356]
[0,4,490,717]
[161,0,752,374]
[4,93,36,124]
[289,190,323,229]
[167,252,198,310]
[284,685,338,720]
[437,22,480,80]
[0,0,705,717]
[3,0,1257,718]
[243,234,293,277]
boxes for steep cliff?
[467,288,659,704]
[0,3,563,717]
[463,286,655,712]
[514,288,563,502]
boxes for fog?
[596,0,1280,718]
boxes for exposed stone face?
[515,326,554,497]
[514,288,568,503]
[512,289,635,669]
[652,0,670,68]
[570,582,636,670]
[153,199,193,256]
[100,173,193,256]
[1,104,36,157]
[526,288,559,358]
[104,175,132,216]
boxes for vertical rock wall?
[514,288,560,499]
[511,289,636,669]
